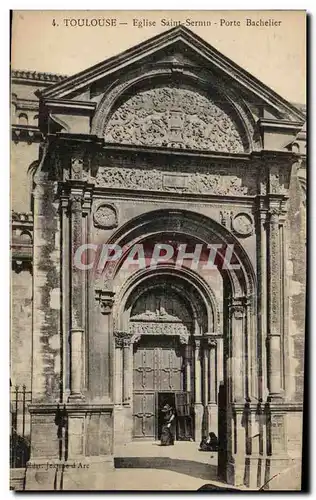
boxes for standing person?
[160,404,176,446]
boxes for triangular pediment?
[39,26,304,124]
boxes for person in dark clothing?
[160,404,176,446]
[199,432,219,451]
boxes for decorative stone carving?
[220,210,233,228]
[129,321,191,336]
[179,333,190,345]
[114,331,131,348]
[95,289,115,315]
[231,306,244,320]
[232,212,253,237]
[205,337,217,348]
[71,155,83,179]
[268,208,281,327]
[229,297,247,319]
[104,86,245,153]
[95,166,249,196]
[93,203,118,229]
[69,192,84,212]
[12,69,67,82]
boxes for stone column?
[209,339,217,404]
[185,343,192,393]
[203,339,209,405]
[68,191,85,401]
[123,334,133,406]
[179,333,191,393]
[229,298,246,403]
[267,207,283,400]
[95,289,115,400]
[194,337,202,404]
[113,334,123,405]
[194,336,203,442]
[205,337,218,436]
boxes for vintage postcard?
[10,10,306,491]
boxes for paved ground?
[110,441,242,491]
[98,468,212,491]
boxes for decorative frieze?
[95,166,252,196]
[129,321,191,336]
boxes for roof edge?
[11,69,68,83]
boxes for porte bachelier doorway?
[131,287,193,441]
[119,272,217,443]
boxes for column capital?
[204,336,217,348]
[114,331,133,348]
[194,335,203,348]
[95,289,115,315]
[69,190,85,212]
[179,332,190,345]
[228,296,248,319]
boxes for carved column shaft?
[69,190,85,400]
[114,340,123,405]
[185,343,191,393]
[209,340,217,403]
[203,341,209,405]
[229,300,246,403]
[70,191,84,330]
[194,339,202,404]
[267,208,282,398]
[123,335,133,405]
[258,209,268,401]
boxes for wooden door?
[175,392,193,440]
[133,336,184,439]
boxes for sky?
[11,10,306,104]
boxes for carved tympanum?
[104,86,245,153]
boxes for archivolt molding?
[113,265,219,335]
[102,208,256,300]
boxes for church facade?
[11,26,306,490]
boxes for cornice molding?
[11,125,42,143]
[258,118,305,132]
[11,69,68,84]
[43,98,97,115]
[34,26,305,123]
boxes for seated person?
[199,432,219,451]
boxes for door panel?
[133,348,155,390]
[133,336,185,438]
[133,392,155,439]
[160,348,182,391]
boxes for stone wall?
[11,269,32,389]
[286,162,306,403]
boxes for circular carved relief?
[93,204,118,229]
[232,213,253,237]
